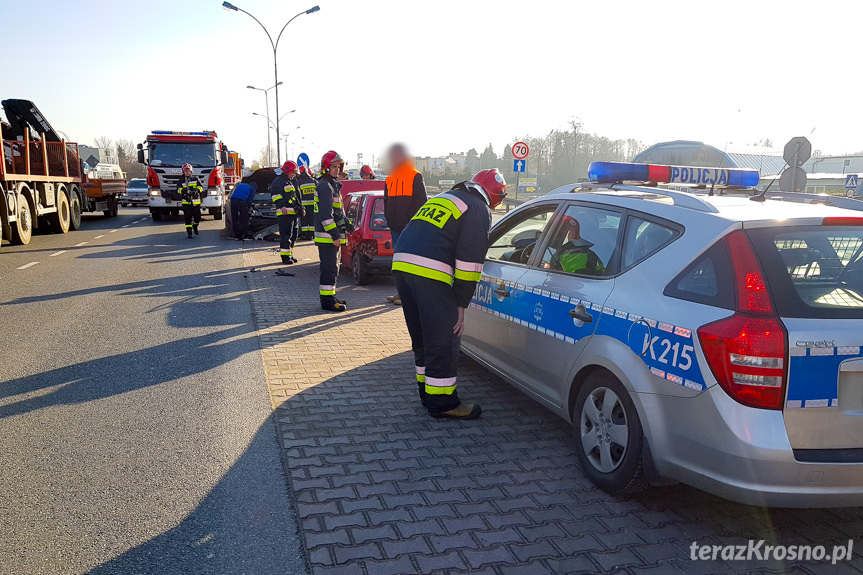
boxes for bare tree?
[93,136,113,150]
[251,145,275,169]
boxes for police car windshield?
[149,143,215,167]
[748,226,863,319]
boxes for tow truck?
[1,99,125,246]
[136,130,229,221]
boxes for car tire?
[212,208,223,221]
[573,370,648,494]
[151,208,162,222]
[121,202,128,207]
[352,251,369,285]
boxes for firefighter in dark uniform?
[270,160,304,264]
[297,164,317,240]
[176,163,206,238]
[315,150,349,312]
[392,169,507,419]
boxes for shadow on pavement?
[84,422,307,575]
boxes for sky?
[2,0,863,168]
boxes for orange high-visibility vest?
[386,162,420,197]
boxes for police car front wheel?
[573,371,647,494]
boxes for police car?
[462,161,863,507]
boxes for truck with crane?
[0,99,126,247]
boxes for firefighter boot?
[322,301,347,313]
[187,227,193,238]
[193,224,199,235]
[430,403,482,420]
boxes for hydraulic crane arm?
[1,99,62,142]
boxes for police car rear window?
[747,226,863,319]
[664,241,735,310]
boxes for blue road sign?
[846,174,858,189]
[297,153,310,168]
[513,159,525,173]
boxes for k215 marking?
[644,335,694,371]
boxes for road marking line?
[94,235,105,239]
[16,262,39,270]
[74,241,88,247]
[122,224,130,228]
[109,229,118,233]
[49,251,67,257]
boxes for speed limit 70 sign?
[512,141,530,160]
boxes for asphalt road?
[0,209,306,575]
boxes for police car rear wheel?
[573,371,647,494]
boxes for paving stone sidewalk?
[242,240,863,575]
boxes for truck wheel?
[50,188,71,233]
[151,208,162,221]
[11,194,33,245]
[572,370,648,495]
[212,208,223,221]
[68,186,83,230]
[103,196,119,218]
[352,251,370,285]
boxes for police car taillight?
[823,217,863,226]
[697,231,787,410]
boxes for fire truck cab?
[137,130,229,221]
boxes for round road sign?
[512,141,529,160]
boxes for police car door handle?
[494,283,511,298]
[569,307,593,323]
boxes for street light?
[280,126,301,162]
[247,82,282,166]
[223,2,320,163]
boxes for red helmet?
[360,165,374,177]
[299,165,309,174]
[182,163,193,171]
[321,150,344,172]
[281,160,299,175]
[469,168,507,208]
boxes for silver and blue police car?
[462,161,863,507]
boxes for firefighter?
[384,143,427,305]
[392,169,507,419]
[270,160,304,264]
[297,164,317,240]
[315,151,349,312]
[360,165,376,180]
[176,163,206,238]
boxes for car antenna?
[750,127,816,203]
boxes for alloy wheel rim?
[580,386,629,473]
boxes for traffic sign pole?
[512,142,530,201]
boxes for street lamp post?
[223,2,320,164]
[280,126,301,163]
[247,82,281,166]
